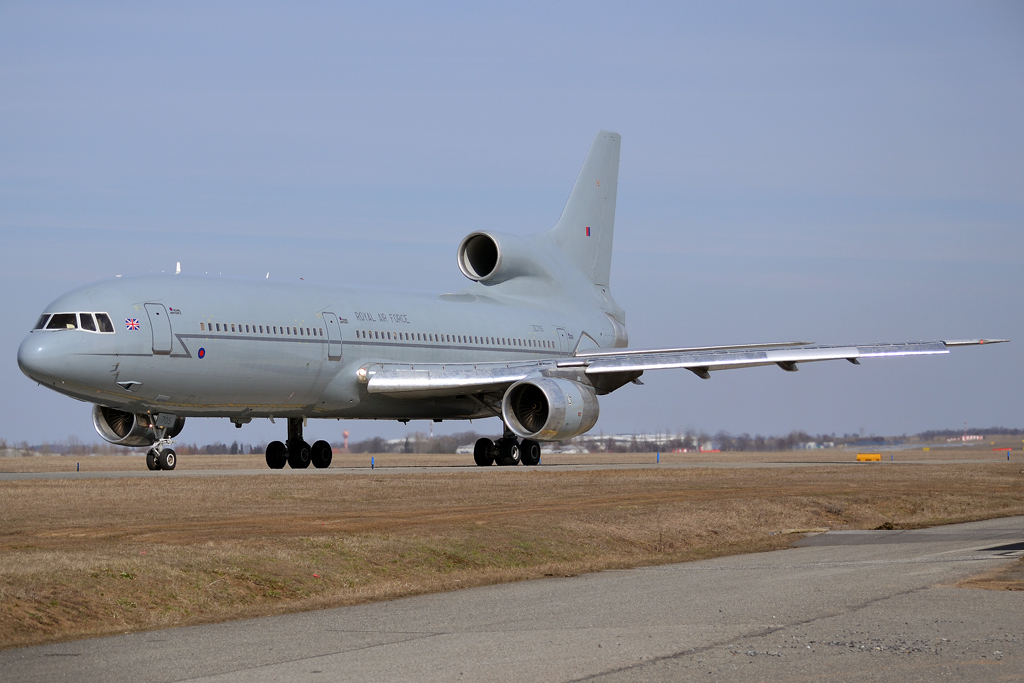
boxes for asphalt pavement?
[2,516,1022,682]
[0,458,1001,480]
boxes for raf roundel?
[198,348,206,359]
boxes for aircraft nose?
[18,333,65,382]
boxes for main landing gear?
[473,427,541,467]
[146,439,177,471]
[265,417,333,470]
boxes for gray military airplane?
[17,131,1007,471]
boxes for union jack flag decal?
[125,318,140,330]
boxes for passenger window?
[34,315,49,329]
[259,325,263,333]
[80,313,97,331]
[307,328,311,336]
[216,323,221,331]
[230,324,235,332]
[200,322,205,331]
[47,313,77,329]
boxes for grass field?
[1,451,1022,649]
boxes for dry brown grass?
[1,461,1022,649]
[959,556,1024,591]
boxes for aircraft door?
[323,312,343,361]
[556,327,569,354]
[144,303,173,355]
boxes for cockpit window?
[46,313,77,330]
[37,312,115,333]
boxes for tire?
[265,440,287,469]
[311,440,333,468]
[473,438,494,466]
[497,439,520,466]
[146,449,160,471]
[520,439,541,466]
[288,440,312,469]
[158,448,176,470]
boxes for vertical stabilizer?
[546,130,620,287]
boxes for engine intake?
[92,405,184,447]
[457,231,550,284]
[502,378,599,441]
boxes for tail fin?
[546,130,620,287]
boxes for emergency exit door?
[144,303,173,355]
[323,312,343,360]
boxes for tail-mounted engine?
[501,378,600,441]
[457,231,551,284]
[92,405,184,447]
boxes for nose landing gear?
[265,418,333,469]
[145,438,177,471]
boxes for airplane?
[17,131,1008,471]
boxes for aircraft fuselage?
[18,273,622,422]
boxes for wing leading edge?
[359,338,1008,397]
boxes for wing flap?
[364,362,550,397]
[581,342,950,375]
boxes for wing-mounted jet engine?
[469,378,600,469]
[502,378,599,441]
[92,405,184,471]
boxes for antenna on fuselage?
[266,272,270,279]
[175,262,181,274]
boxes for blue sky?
[1,2,1021,446]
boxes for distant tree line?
[348,431,482,454]
[2,426,1021,456]
[916,427,1024,440]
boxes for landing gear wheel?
[288,440,312,469]
[497,438,521,466]
[146,449,160,471]
[474,438,495,466]
[520,439,541,466]
[311,440,333,469]
[265,441,286,469]
[157,448,176,470]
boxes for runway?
[3,516,1022,682]
[0,459,998,480]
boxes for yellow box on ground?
[857,453,882,462]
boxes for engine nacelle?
[502,378,600,441]
[92,405,184,447]
[457,231,550,284]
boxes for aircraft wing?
[360,338,1007,398]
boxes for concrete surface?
[2,517,1022,682]
[0,459,1005,480]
